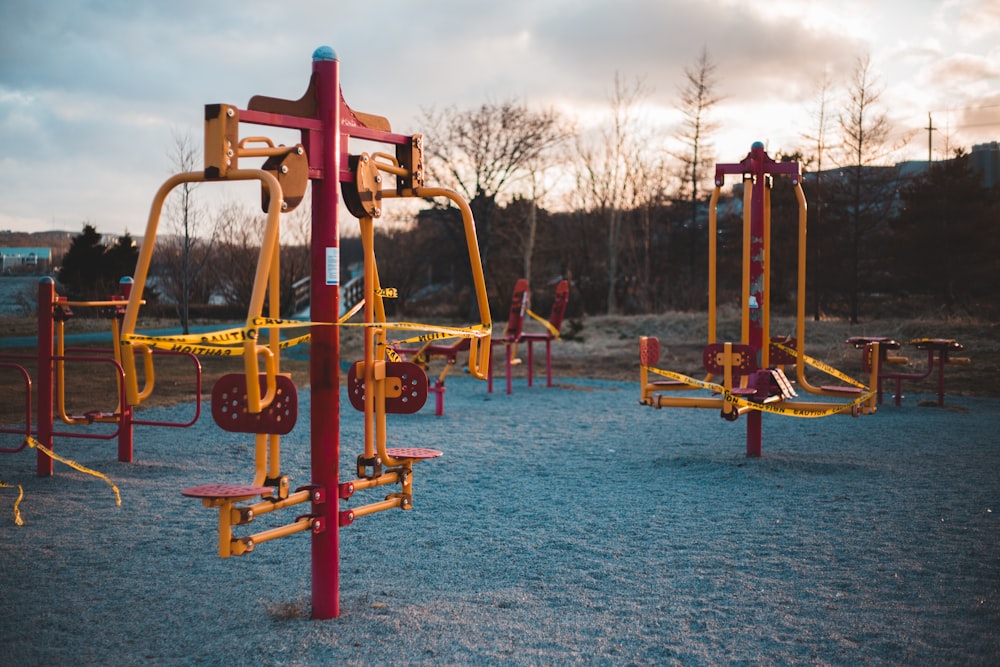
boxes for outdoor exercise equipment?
[639,143,879,457]
[387,281,526,415]
[112,47,489,619]
[521,279,570,388]
[0,277,201,476]
[846,336,969,406]
[487,279,529,395]
[390,277,561,414]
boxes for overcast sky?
[1,0,998,237]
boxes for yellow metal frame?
[644,170,879,418]
[338,151,491,521]
[168,105,491,554]
[132,106,313,558]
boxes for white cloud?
[0,0,997,236]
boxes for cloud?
[0,0,998,236]
[925,53,1000,84]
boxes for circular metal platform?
[181,483,274,499]
[386,447,443,460]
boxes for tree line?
[57,51,1000,325]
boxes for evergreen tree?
[57,224,139,300]
[58,224,106,299]
[891,150,1000,312]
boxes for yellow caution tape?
[526,309,561,339]
[26,436,121,506]
[641,365,874,418]
[644,365,725,392]
[121,334,311,357]
[120,307,487,360]
[123,326,251,346]
[0,481,24,526]
[772,343,867,389]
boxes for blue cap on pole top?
[751,141,765,151]
[313,46,338,62]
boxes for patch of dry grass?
[0,309,995,429]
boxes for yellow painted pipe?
[241,516,313,549]
[242,489,312,519]
[387,187,493,379]
[653,396,728,410]
[120,169,284,408]
[346,471,401,493]
[348,497,402,520]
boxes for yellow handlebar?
[120,168,284,408]
[133,344,156,403]
[243,338,278,414]
[404,186,493,379]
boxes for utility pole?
[925,112,935,163]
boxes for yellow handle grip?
[243,339,278,414]
[467,332,492,381]
[121,342,155,406]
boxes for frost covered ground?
[1,374,998,666]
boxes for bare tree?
[803,71,835,320]
[420,99,570,309]
[210,200,311,317]
[212,202,262,309]
[834,53,897,323]
[280,198,312,314]
[629,151,672,312]
[676,47,723,279]
[160,131,215,332]
[516,145,573,286]
[573,73,649,314]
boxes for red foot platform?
[181,484,274,499]
[385,447,442,460]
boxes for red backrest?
[547,280,570,334]
[702,343,758,377]
[639,336,660,367]
[503,278,530,342]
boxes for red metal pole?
[36,278,54,476]
[746,142,767,458]
[117,277,134,463]
[310,47,342,620]
[936,350,946,406]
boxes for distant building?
[0,247,52,274]
[970,142,1000,188]
[803,140,1000,194]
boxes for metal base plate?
[386,447,443,460]
[181,483,273,499]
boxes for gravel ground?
[1,374,998,666]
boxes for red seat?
[521,279,570,387]
[488,279,530,395]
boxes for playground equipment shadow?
[1,373,997,665]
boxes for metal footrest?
[347,361,428,414]
[211,373,298,434]
[386,447,442,460]
[181,483,273,500]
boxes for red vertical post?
[310,46,342,620]
[36,278,55,476]
[746,142,767,458]
[117,277,135,463]
[936,350,946,406]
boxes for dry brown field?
[0,308,996,426]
